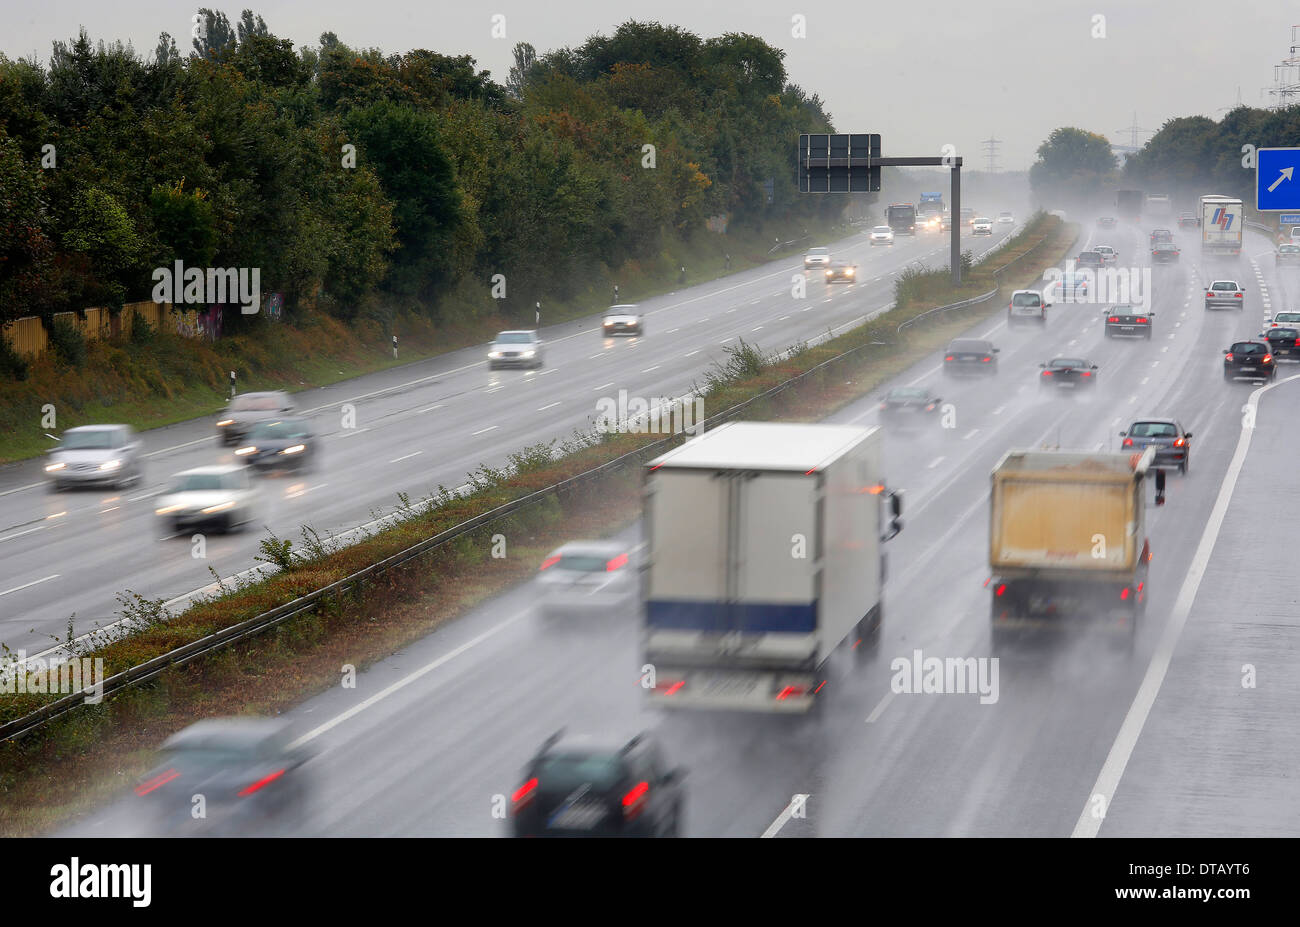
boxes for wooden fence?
[2,302,223,357]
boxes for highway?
[0,217,1022,660]
[60,217,1300,837]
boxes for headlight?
[603,320,614,326]
[45,462,66,472]
[99,459,122,471]
[217,419,234,427]
[155,504,184,515]
[235,446,257,456]
[846,268,855,276]
[521,350,535,357]
[280,444,305,455]
[201,501,236,514]
[488,351,503,358]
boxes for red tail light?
[945,355,955,361]
[512,777,538,811]
[995,584,1006,596]
[135,768,180,796]
[1173,437,1185,447]
[1136,317,1148,323]
[1081,371,1092,377]
[237,768,286,798]
[1108,316,1120,323]
[660,680,685,695]
[606,553,628,571]
[1041,370,1053,376]
[1235,293,1242,298]
[540,555,561,571]
[1120,588,1130,601]
[622,781,650,819]
[880,401,887,409]
[981,356,992,363]
[1225,353,1234,361]
[1264,354,1273,363]
[1122,438,1133,447]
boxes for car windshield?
[231,396,281,411]
[1051,358,1087,368]
[950,340,989,352]
[535,753,623,791]
[1110,306,1139,315]
[1212,283,1237,290]
[60,430,117,450]
[808,248,829,255]
[496,332,533,344]
[1282,246,1300,253]
[1079,253,1101,262]
[1274,313,1300,322]
[1131,422,1176,437]
[248,421,309,440]
[888,388,929,400]
[1270,328,1298,338]
[171,473,234,492]
[872,227,891,233]
[1012,293,1042,306]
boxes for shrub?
[47,318,88,367]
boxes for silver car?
[601,305,643,336]
[489,330,544,369]
[217,391,295,446]
[44,424,143,491]
[155,465,259,534]
[536,541,637,619]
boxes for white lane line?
[761,794,811,838]
[666,328,679,334]
[100,506,119,514]
[415,403,444,414]
[539,368,557,376]
[778,315,789,321]
[588,353,605,360]
[992,404,1006,415]
[593,382,613,391]
[470,426,498,436]
[865,690,895,723]
[752,327,764,332]
[389,452,422,464]
[288,606,533,748]
[726,307,738,314]
[750,299,761,305]
[642,365,661,373]
[336,427,372,439]
[0,525,46,544]
[1072,375,1297,838]
[0,574,59,597]
[537,402,561,412]
[927,456,945,469]
[0,481,45,499]
[684,350,700,358]
[720,338,733,344]
[963,429,980,440]
[1140,377,1150,385]
[485,386,505,394]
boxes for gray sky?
[2,1,1294,170]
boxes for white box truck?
[641,422,902,713]
[1199,194,1243,257]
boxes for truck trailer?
[1199,194,1243,258]
[988,448,1157,650]
[641,422,902,713]
[1116,189,1144,223]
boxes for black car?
[1076,251,1104,270]
[511,731,686,837]
[1149,229,1173,247]
[1223,341,1276,382]
[1120,419,1191,474]
[1151,241,1180,263]
[235,417,317,472]
[1104,305,1153,339]
[1097,217,1117,229]
[1262,327,1300,361]
[1039,357,1098,391]
[943,338,999,377]
[216,391,295,446]
[879,386,943,426]
[824,261,859,283]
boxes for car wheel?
[48,480,64,494]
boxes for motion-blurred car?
[1076,251,1104,270]
[235,417,317,473]
[919,214,942,232]
[997,211,1015,224]
[1151,241,1181,263]
[1104,305,1153,339]
[536,541,637,619]
[216,391,295,446]
[1094,244,1118,264]
[1039,357,1098,391]
[155,465,258,534]
[1291,227,1300,243]
[972,217,993,236]
[1204,280,1244,309]
[869,226,895,245]
[135,718,312,836]
[1149,228,1173,246]
[1120,419,1191,474]
[803,246,831,269]
[960,207,975,226]
[1097,216,1117,229]
[878,386,943,426]
[940,213,953,231]
[1266,310,1300,328]
[1008,289,1050,325]
[943,338,999,378]
[601,305,643,336]
[44,424,143,491]
[511,730,685,837]
[1223,341,1275,382]
[1276,243,1300,266]
[488,330,544,369]
[1055,273,1090,302]
[824,261,858,283]
[1261,326,1300,361]
[1177,214,1200,229]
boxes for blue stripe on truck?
[645,600,817,633]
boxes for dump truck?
[641,422,902,713]
[988,448,1157,649]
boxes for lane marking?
[0,574,60,597]
[389,452,422,464]
[470,426,498,436]
[537,402,561,412]
[761,794,812,838]
[865,690,895,723]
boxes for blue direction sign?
[1257,148,1300,211]
[1280,213,1300,225]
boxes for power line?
[980,134,1001,173]
[1265,24,1300,107]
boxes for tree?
[1029,127,1117,206]
[506,42,536,99]
[192,9,236,59]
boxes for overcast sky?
[3,1,1295,170]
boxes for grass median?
[0,212,1076,836]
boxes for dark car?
[943,338,999,377]
[1120,419,1191,474]
[1039,357,1098,391]
[1149,228,1173,247]
[824,261,859,283]
[1104,305,1154,339]
[135,718,313,836]
[1151,241,1180,263]
[1262,327,1300,361]
[1223,341,1276,382]
[879,386,943,426]
[1097,216,1117,229]
[511,731,686,837]
[216,391,295,446]
[1277,243,1300,266]
[1178,214,1200,229]
[235,417,317,473]
[1076,251,1104,269]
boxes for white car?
[155,465,258,534]
[803,246,831,269]
[488,330,544,369]
[997,212,1014,224]
[1094,245,1118,265]
[1205,280,1244,309]
[1008,289,1050,325]
[44,424,143,491]
[601,305,643,336]
[972,218,993,235]
[536,540,637,619]
[1266,310,1300,328]
[870,226,895,245]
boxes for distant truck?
[988,448,1159,650]
[917,193,944,231]
[642,422,902,713]
[887,203,917,235]
[1199,194,1243,258]
[1144,193,1172,219]
[1116,189,1143,222]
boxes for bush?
[129,313,156,345]
[47,318,88,367]
[0,337,28,381]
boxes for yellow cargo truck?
[989,448,1156,650]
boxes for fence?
[2,302,224,358]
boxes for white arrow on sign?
[1268,166,1294,193]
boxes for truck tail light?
[995,584,1006,597]
[1120,587,1131,601]
[981,356,992,363]
[622,781,650,820]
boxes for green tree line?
[0,12,840,340]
